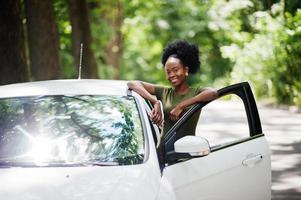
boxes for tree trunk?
[0,0,29,85]
[24,0,61,80]
[103,0,123,79]
[68,0,98,79]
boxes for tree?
[216,0,301,106]
[68,0,98,79]
[24,0,61,80]
[102,0,123,79]
[0,0,29,85]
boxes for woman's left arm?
[169,88,218,121]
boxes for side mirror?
[174,136,210,157]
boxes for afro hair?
[161,40,200,74]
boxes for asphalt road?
[258,104,301,200]
[196,100,301,200]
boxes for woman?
[127,40,218,141]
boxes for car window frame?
[142,99,161,143]
[130,94,152,164]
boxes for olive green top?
[154,86,204,141]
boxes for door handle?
[242,154,263,167]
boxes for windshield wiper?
[80,161,119,166]
[0,160,37,168]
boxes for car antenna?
[78,43,83,80]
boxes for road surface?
[259,104,301,200]
[196,100,301,200]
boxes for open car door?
[159,82,271,200]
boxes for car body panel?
[0,80,162,200]
[0,79,129,98]
[162,136,271,200]
[0,80,271,200]
[0,162,161,200]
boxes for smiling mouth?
[170,78,178,82]
[170,79,178,84]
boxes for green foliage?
[119,0,233,87]
[218,1,301,106]
[52,0,301,106]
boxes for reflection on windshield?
[0,95,144,166]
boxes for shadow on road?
[259,104,301,200]
[271,141,301,199]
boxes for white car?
[0,79,271,200]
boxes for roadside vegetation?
[0,0,300,107]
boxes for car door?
[160,82,271,200]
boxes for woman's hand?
[169,105,184,122]
[150,101,163,126]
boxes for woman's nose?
[167,72,175,79]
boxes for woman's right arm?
[127,81,163,125]
[127,81,157,104]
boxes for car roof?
[0,79,130,98]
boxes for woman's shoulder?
[192,86,214,94]
[189,86,203,94]
[154,85,172,99]
[154,85,172,92]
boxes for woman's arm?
[169,88,218,121]
[127,81,157,103]
[127,81,163,125]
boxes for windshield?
[0,95,144,167]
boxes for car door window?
[196,94,250,148]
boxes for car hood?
[0,164,160,200]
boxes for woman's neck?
[175,82,190,95]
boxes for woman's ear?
[185,66,189,76]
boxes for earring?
[185,72,188,76]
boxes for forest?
[0,0,300,107]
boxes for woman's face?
[165,57,189,87]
